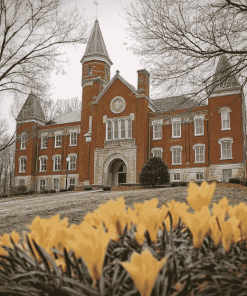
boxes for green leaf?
[64,247,72,278]
[62,277,98,295]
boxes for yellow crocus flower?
[166,201,189,230]
[218,216,241,252]
[120,248,168,296]
[0,231,20,256]
[134,198,159,215]
[228,203,247,241]
[67,224,112,285]
[183,206,211,248]
[187,181,216,212]
[208,216,222,247]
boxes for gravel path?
[0,184,247,244]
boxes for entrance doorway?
[109,159,127,186]
[222,169,232,182]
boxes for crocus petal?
[120,248,168,296]
[212,197,228,219]
[187,181,216,212]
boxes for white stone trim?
[193,143,206,149]
[209,90,241,98]
[194,114,205,120]
[55,131,63,135]
[38,155,48,160]
[151,119,163,125]
[218,137,233,160]
[103,115,107,123]
[151,147,163,157]
[171,117,181,122]
[130,113,135,120]
[218,106,232,113]
[110,96,126,114]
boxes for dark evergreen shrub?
[171,182,180,187]
[23,191,29,195]
[28,190,35,194]
[103,186,111,191]
[50,189,56,193]
[180,181,188,187]
[43,190,49,194]
[138,157,170,187]
[229,178,241,184]
[59,189,67,192]
[68,185,74,191]
[14,185,27,194]
[2,194,8,198]
[84,186,93,191]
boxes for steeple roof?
[81,19,113,66]
[210,55,241,94]
[16,93,45,123]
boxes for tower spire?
[80,20,112,66]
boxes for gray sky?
[2,0,143,135]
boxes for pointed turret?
[16,93,45,123]
[81,19,112,66]
[210,55,241,95]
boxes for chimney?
[137,69,150,97]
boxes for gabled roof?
[210,55,241,94]
[16,93,45,122]
[94,70,138,104]
[81,19,112,66]
[53,110,81,124]
[151,95,207,113]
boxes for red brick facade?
[14,21,247,191]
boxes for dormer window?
[88,67,92,76]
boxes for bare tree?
[125,0,247,102]
[0,0,88,97]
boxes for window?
[194,118,204,136]
[173,173,181,181]
[153,124,162,139]
[54,178,59,190]
[53,155,61,171]
[223,169,232,182]
[19,157,27,173]
[120,119,125,139]
[106,68,108,78]
[106,121,112,140]
[69,155,77,170]
[20,135,27,149]
[41,135,48,149]
[70,133,77,146]
[113,120,119,139]
[106,117,133,141]
[221,110,230,130]
[196,173,204,180]
[55,134,62,148]
[218,138,233,160]
[127,118,132,138]
[19,179,25,186]
[88,67,92,76]
[70,177,75,187]
[151,148,163,158]
[193,144,206,163]
[172,121,181,138]
[39,157,47,172]
[40,180,46,191]
[170,146,182,165]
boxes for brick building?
[14,20,247,191]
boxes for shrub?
[229,178,241,184]
[13,185,27,195]
[28,190,35,195]
[68,185,74,191]
[60,189,67,192]
[139,157,170,187]
[103,186,111,191]
[23,191,29,195]
[171,182,180,187]
[180,181,188,187]
[50,189,56,193]
[241,180,247,187]
[43,190,50,194]
[2,194,8,198]
[84,186,93,191]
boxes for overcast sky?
[2,0,143,135]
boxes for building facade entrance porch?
[108,159,127,186]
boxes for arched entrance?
[109,158,127,186]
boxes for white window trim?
[18,156,27,173]
[193,144,206,163]
[173,173,181,182]
[70,132,77,147]
[151,119,163,140]
[170,146,182,165]
[53,178,60,190]
[218,137,233,160]
[219,107,232,131]
[68,153,77,171]
[196,172,204,181]
[20,134,27,150]
[106,117,133,141]
[171,118,181,138]
[194,116,204,136]
[40,179,46,191]
[39,156,48,172]
[52,155,61,171]
[55,134,62,148]
[151,147,163,158]
[41,134,48,149]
